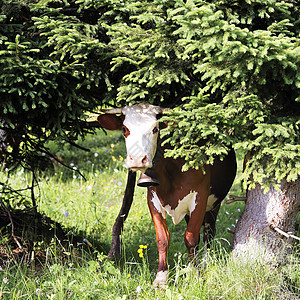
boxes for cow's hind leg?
[184,190,209,266]
[202,203,221,265]
[203,204,220,248]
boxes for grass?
[0,131,299,299]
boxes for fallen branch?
[271,225,300,241]
[0,200,23,250]
[226,195,247,205]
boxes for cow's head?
[98,103,168,172]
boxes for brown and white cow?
[98,103,236,286]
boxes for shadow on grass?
[0,208,111,269]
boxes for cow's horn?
[100,107,123,114]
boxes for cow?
[98,103,237,286]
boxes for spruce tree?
[1,0,299,261]
[102,0,300,261]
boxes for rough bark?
[232,177,300,264]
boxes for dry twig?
[226,195,247,205]
[0,200,23,250]
[271,225,300,241]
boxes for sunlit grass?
[0,238,298,299]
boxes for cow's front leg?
[108,170,136,259]
[147,188,170,287]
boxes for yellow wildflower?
[138,244,148,258]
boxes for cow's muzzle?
[125,154,152,172]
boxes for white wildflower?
[35,288,41,295]
[3,277,8,284]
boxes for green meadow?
[0,131,299,299]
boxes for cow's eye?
[122,125,130,138]
[152,127,159,134]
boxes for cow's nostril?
[142,155,148,165]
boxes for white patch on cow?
[163,191,198,225]
[150,190,166,219]
[153,270,168,287]
[206,194,218,212]
[151,191,218,222]
[151,191,198,225]
[122,104,160,170]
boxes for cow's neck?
[153,146,185,194]
[151,141,208,204]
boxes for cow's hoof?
[152,270,168,288]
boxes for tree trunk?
[232,178,300,264]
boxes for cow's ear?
[157,114,168,129]
[159,120,168,130]
[97,114,123,131]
